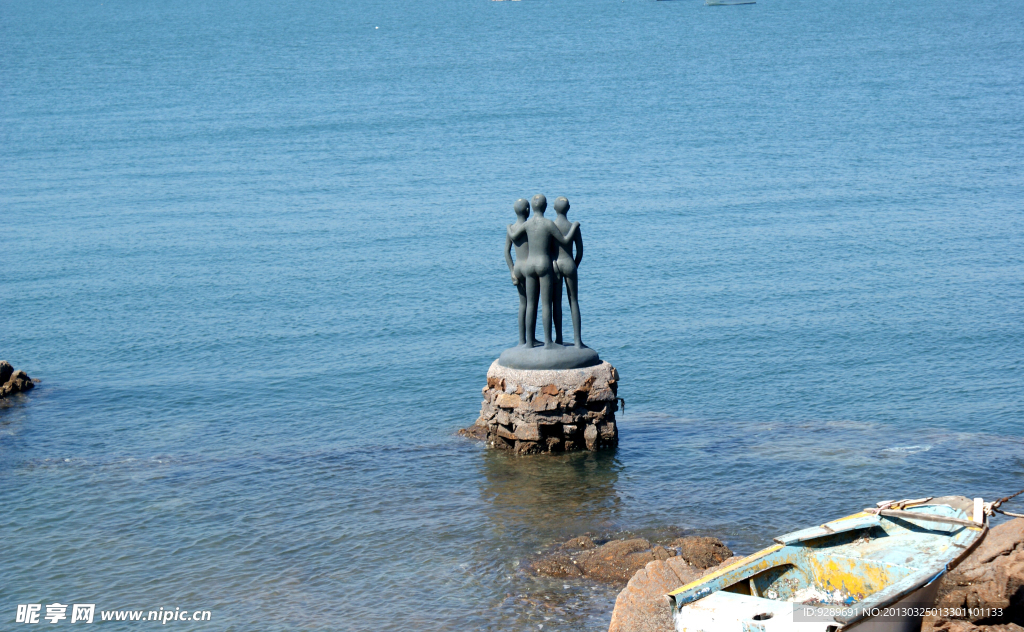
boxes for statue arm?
[508,223,527,239]
[548,221,579,246]
[573,225,583,267]
[504,228,518,285]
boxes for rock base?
[0,361,35,399]
[461,359,619,454]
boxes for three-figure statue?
[500,194,600,370]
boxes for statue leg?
[525,274,539,347]
[552,270,564,345]
[539,271,555,348]
[517,280,528,346]
[566,273,583,348]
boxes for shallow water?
[2,0,1023,629]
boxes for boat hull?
[670,497,985,632]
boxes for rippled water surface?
[2,0,1023,629]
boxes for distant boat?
[705,0,756,5]
[669,496,987,632]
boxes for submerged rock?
[666,536,733,570]
[528,534,732,585]
[0,362,35,399]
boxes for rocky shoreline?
[0,361,35,399]
[528,534,734,585]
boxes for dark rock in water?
[0,363,35,399]
[562,535,597,550]
[667,536,733,569]
[529,552,584,578]
[576,538,660,583]
[457,425,488,440]
[925,518,1024,631]
[529,534,733,586]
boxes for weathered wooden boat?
[668,496,987,631]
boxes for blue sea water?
[2,0,1023,629]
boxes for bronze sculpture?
[498,194,600,370]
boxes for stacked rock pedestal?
[471,359,619,455]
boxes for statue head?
[531,194,547,214]
[514,198,530,219]
[554,197,570,215]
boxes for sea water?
[1,0,1022,629]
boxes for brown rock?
[514,440,542,455]
[668,536,733,569]
[599,421,618,440]
[584,424,599,450]
[496,425,516,441]
[487,376,506,390]
[563,424,579,437]
[530,392,560,412]
[457,425,488,440]
[576,538,658,583]
[1,367,34,398]
[478,402,497,422]
[491,434,514,449]
[495,393,522,409]
[545,437,563,452]
[932,519,1024,624]
[588,387,617,403]
[541,384,559,396]
[514,423,541,441]
[564,440,578,451]
[529,552,583,578]
[608,555,738,632]
[562,536,597,550]
[587,405,612,420]
[530,410,562,426]
[0,361,12,385]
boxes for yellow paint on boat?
[805,554,894,600]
